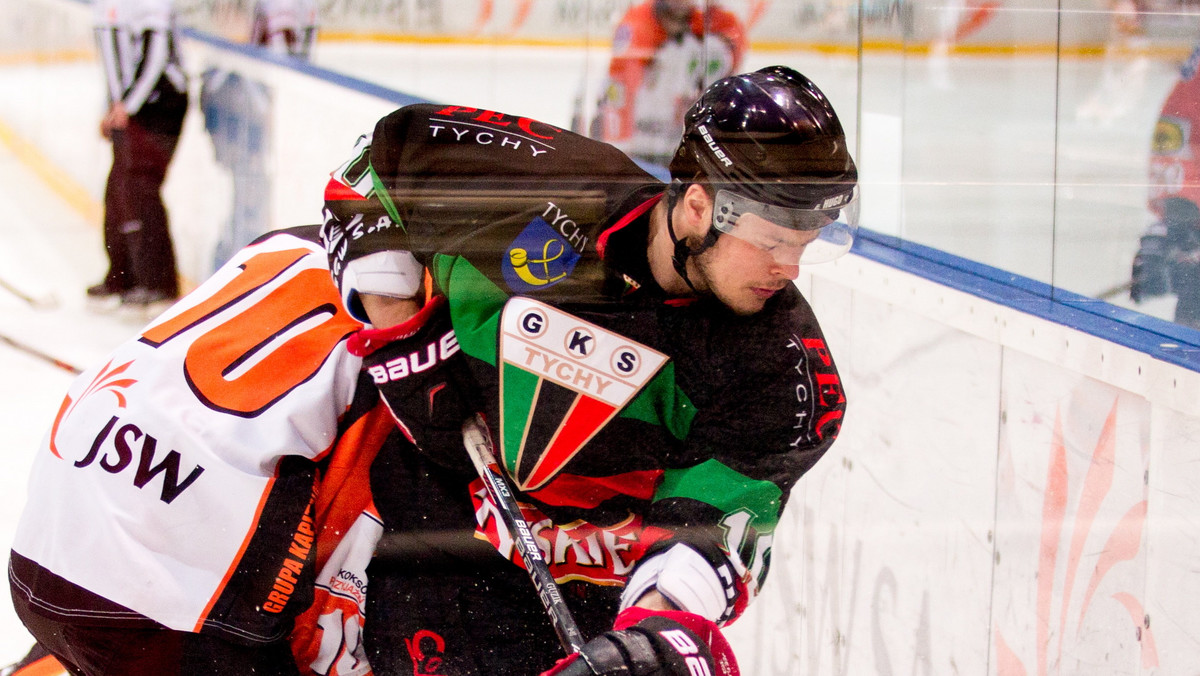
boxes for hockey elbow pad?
[350,295,482,456]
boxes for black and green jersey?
[322,103,846,625]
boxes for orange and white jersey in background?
[250,0,318,59]
[596,2,745,163]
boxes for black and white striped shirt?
[93,0,187,115]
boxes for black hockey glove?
[1169,250,1200,296]
[540,608,739,676]
[1130,231,1171,303]
[348,295,481,454]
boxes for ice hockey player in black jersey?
[316,65,858,676]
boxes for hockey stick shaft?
[1098,280,1132,300]
[0,276,54,308]
[461,414,587,656]
[0,332,81,374]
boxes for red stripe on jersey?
[324,177,366,202]
[524,395,617,490]
[529,468,663,508]
[596,193,662,260]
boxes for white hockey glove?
[619,543,738,623]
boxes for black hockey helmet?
[667,65,859,266]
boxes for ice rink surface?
[0,34,1192,667]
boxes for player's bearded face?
[691,221,816,315]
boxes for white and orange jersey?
[288,397,398,676]
[250,0,318,59]
[596,2,745,162]
[289,505,382,676]
[10,227,365,644]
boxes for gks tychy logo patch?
[498,298,668,490]
[502,217,581,293]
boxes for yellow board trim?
[0,116,102,228]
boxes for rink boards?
[727,242,1200,674]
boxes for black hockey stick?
[461,414,587,656]
[0,332,81,374]
[1098,281,1132,301]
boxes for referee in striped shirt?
[88,0,188,312]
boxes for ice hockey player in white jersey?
[250,0,317,60]
[9,228,366,674]
[592,0,745,167]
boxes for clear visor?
[712,187,860,265]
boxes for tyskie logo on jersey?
[502,217,581,293]
[498,298,668,491]
[469,480,675,585]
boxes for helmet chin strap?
[666,180,719,292]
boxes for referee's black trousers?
[101,87,186,297]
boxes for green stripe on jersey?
[621,362,694,441]
[368,164,405,230]
[656,459,783,533]
[500,362,540,477]
[431,254,506,365]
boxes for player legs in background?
[89,127,135,306]
[118,111,183,305]
[93,118,182,309]
[88,0,189,313]
[1076,0,1149,125]
[1130,196,1200,329]
[200,68,273,272]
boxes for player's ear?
[680,183,713,237]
